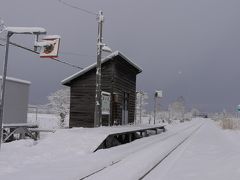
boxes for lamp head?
[102,45,112,53]
[6,27,47,35]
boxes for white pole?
[0,32,12,149]
[134,91,138,125]
[154,96,156,124]
[140,92,142,124]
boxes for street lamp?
[0,26,46,149]
[6,27,46,35]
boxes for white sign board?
[40,35,61,58]
[155,90,163,98]
[102,91,111,115]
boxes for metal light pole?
[139,91,143,124]
[154,90,163,125]
[134,91,138,125]
[94,11,104,127]
[0,32,12,149]
[0,27,47,150]
[154,95,157,125]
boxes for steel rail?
[138,123,204,180]
[79,122,202,180]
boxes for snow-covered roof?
[0,76,31,85]
[61,51,142,85]
[6,27,46,34]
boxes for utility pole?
[154,90,163,125]
[94,11,104,127]
[0,32,12,149]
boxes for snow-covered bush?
[211,110,240,130]
[220,117,240,130]
[221,117,233,129]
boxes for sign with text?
[102,91,111,115]
[155,90,163,98]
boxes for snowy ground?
[1,118,240,180]
[145,120,240,180]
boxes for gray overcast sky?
[1,0,240,112]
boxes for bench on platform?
[94,125,166,151]
[2,123,55,142]
[3,123,38,142]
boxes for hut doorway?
[122,92,129,125]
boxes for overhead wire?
[58,51,95,58]
[56,0,101,68]
[0,1,98,70]
[0,37,84,70]
[58,0,97,16]
[56,0,99,68]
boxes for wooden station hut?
[62,51,142,127]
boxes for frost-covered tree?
[48,87,70,128]
[155,111,169,124]
[168,96,185,121]
[191,108,200,117]
[135,91,148,124]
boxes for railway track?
[79,121,204,180]
[138,122,204,180]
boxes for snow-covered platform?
[4,119,239,180]
[34,124,166,153]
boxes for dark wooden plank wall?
[112,57,138,125]
[69,70,96,127]
[69,61,114,127]
[101,61,114,126]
